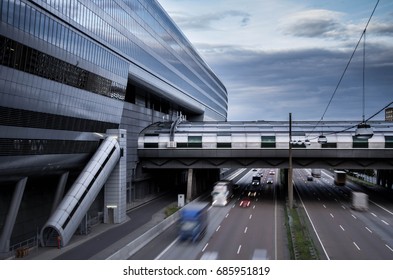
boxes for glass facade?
[0,35,126,100]
[0,0,228,119]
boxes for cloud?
[281,9,347,39]
[170,10,251,30]
[200,43,393,121]
[368,21,393,36]
[158,0,393,121]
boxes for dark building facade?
[0,0,227,253]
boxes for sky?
[157,0,393,121]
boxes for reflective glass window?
[39,12,45,39]
[353,137,368,148]
[13,0,20,27]
[7,0,14,25]
[385,136,393,148]
[24,5,30,32]
[19,1,25,30]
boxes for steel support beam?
[0,177,27,253]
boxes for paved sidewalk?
[14,196,176,260]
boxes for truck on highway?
[251,175,261,186]
[178,202,209,242]
[211,180,233,206]
[334,170,346,186]
[248,175,262,196]
[351,191,368,211]
[311,169,321,178]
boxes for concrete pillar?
[104,129,127,224]
[288,113,293,209]
[0,177,27,253]
[50,172,69,214]
[186,168,196,203]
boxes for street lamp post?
[288,113,293,209]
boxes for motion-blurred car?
[239,197,251,207]
[269,170,275,175]
[266,178,273,184]
[307,175,313,181]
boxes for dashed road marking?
[237,245,242,254]
[339,225,345,231]
[386,244,393,252]
[202,243,209,252]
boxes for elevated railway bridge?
[138,120,393,169]
[138,119,393,202]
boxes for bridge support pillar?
[0,177,27,254]
[186,168,196,203]
[104,129,127,224]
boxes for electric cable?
[306,0,381,139]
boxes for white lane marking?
[295,184,330,260]
[339,225,345,231]
[244,227,248,234]
[330,213,334,218]
[323,204,326,208]
[381,220,390,225]
[341,205,346,209]
[249,214,253,220]
[370,201,393,216]
[202,243,209,252]
[353,242,361,251]
[365,227,372,233]
[237,245,242,254]
[225,213,229,218]
[154,237,179,260]
[216,225,221,232]
[371,212,377,217]
[253,205,256,209]
[386,244,393,252]
[352,214,357,219]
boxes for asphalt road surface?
[294,169,393,260]
[130,168,289,260]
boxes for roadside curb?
[106,211,180,260]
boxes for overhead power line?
[307,0,381,138]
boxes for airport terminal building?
[0,0,227,253]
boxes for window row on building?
[0,138,100,156]
[0,35,126,100]
[0,106,118,132]
[1,0,128,77]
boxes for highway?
[294,169,393,260]
[52,167,393,260]
[130,168,289,260]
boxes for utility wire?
[307,0,380,137]
[307,100,393,140]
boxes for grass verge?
[285,202,319,260]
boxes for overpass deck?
[138,120,393,169]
